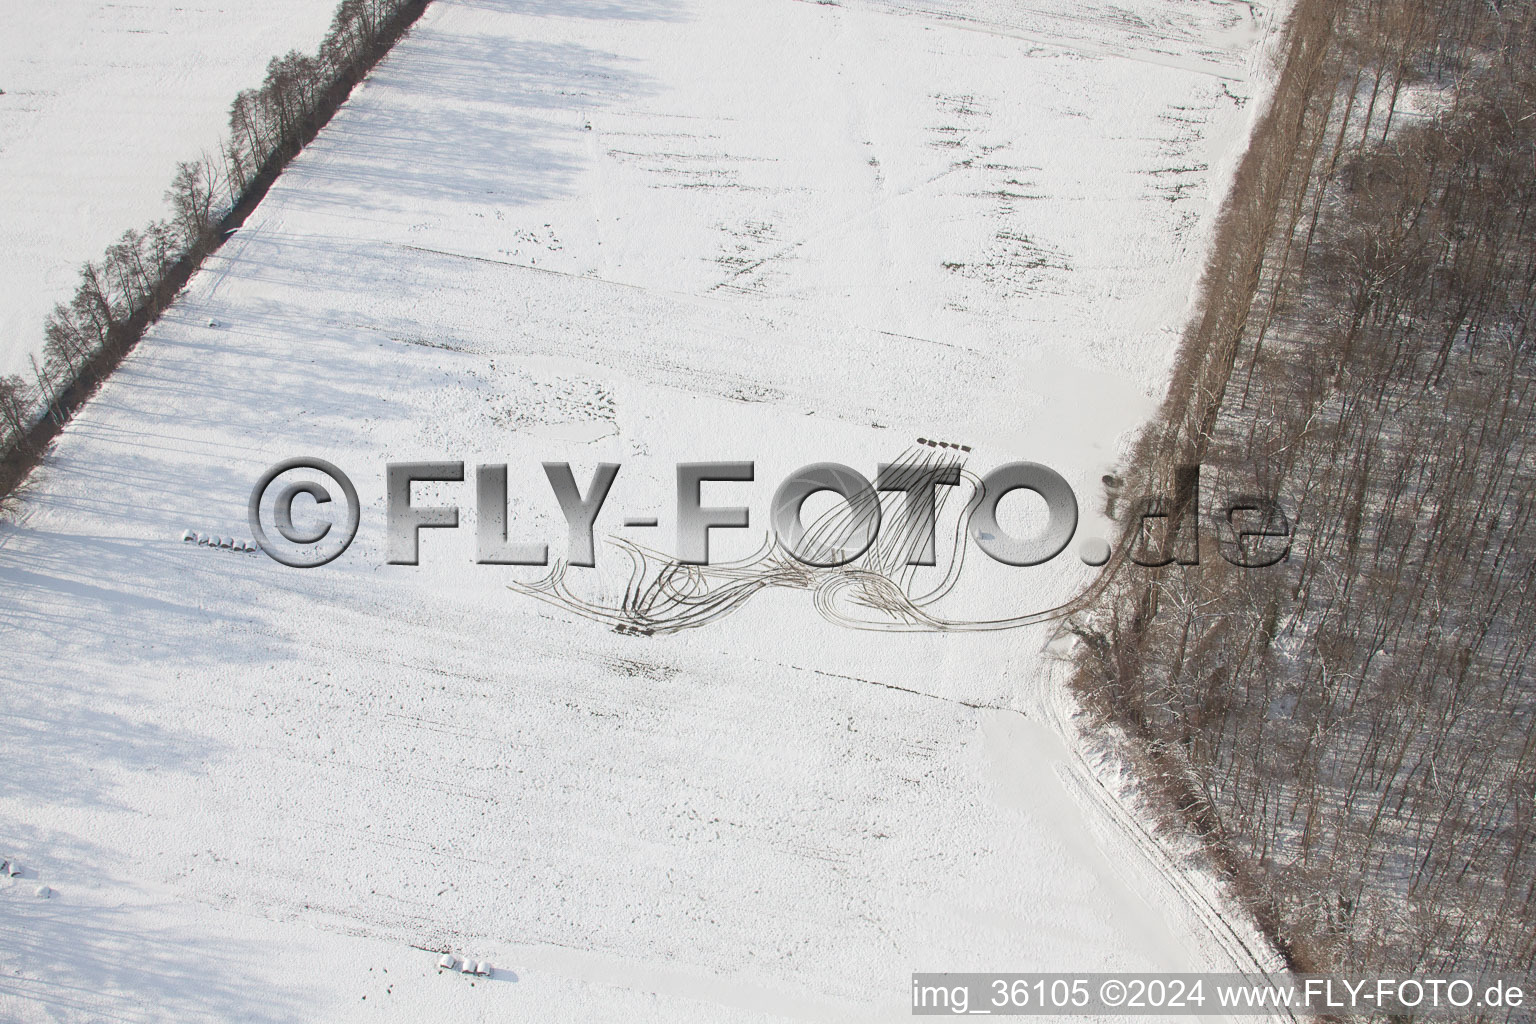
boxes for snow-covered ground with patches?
[2,0,1290,1020]
[0,0,336,380]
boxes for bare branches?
[1078,0,1536,995]
[0,0,425,482]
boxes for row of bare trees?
[226,0,415,193]
[1077,0,1536,1012]
[0,0,422,474]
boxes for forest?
[1076,0,1536,1007]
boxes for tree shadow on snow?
[0,871,308,1023]
[451,0,686,22]
[286,33,661,214]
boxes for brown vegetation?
[1077,0,1536,1003]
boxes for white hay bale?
[181,529,196,543]
[438,954,456,970]
[475,961,491,976]
[5,860,19,877]
[459,959,475,974]
[35,885,51,899]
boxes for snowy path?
[2,1,1288,1020]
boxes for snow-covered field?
[2,0,1289,1020]
[0,0,336,380]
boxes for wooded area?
[1077,0,1536,1005]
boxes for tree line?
[0,0,424,478]
[1076,0,1536,1013]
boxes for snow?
[0,0,337,380]
[1,0,1292,1020]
